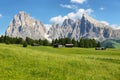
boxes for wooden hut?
[65,44,73,48]
[53,44,63,48]
[95,47,106,50]
[31,43,39,46]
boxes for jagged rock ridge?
[48,14,120,41]
[6,11,46,40]
[6,12,120,41]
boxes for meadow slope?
[0,44,120,80]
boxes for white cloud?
[100,20,120,29]
[111,24,120,29]
[0,14,2,18]
[71,0,86,4]
[50,8,94,24]
[60,4,78,10]
[100,7,105,11]
[50,15,68,24]
[100,21,120,29]
[100,21,109,25]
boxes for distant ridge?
[102,39,120,48]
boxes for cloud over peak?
[50,8,93,24]
[100,21,120,29]
[111,24,120,29]
[100,21,109,25]
[50,15,68,24]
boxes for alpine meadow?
[0,44,120,80]
[0,0,120,80]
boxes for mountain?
[5,11,120,42]
[48,14,120,41]
[101,39,120,48]
[5,11,46,40]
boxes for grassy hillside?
[0,44,120,80]
[102,39,120,48]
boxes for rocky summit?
[5,11,46,40]
[48,14,120,41]
[6,11,120,41]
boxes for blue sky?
[0,0,120,34]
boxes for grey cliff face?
[5,11,46,40]
[47,24,62,40]
[48,14,120,41]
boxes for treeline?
[52,38,101,48]
[0,35,101,48]
[0,36,23,44]
[0,36,50,46]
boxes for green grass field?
[0,44,120,80]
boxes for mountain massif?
[48,14,120,41]
[5,11,120,41]
[6,11,46,40]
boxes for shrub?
[5,41,10,45]
[23,42,27,47]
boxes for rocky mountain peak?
[62,19,74,27]
[81,14,99,24]
[48,14,120,41]
[18,11,26,14]
[14,11,30,21]
[6,11,46,40]
[17,11,27,17]
[81,14,109,28]
[13,11,36,27]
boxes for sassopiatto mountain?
[6,11,120,41]
[5,11,46,40]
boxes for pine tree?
[92,39,96,47]
[0,36,4,43]
[23,41,27,47]
[96,42,101,47]
[65,38,72,44]
[79,38,84,48]
[38,39,43,45]
[72,38,77,47]
[54,39,58,44]
[61,38,65,45]
[25,37,33,45]
[43,39,49,46]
